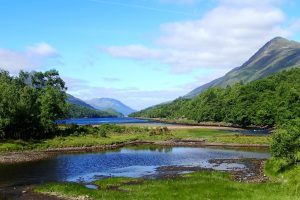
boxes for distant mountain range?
[66,95,135,116]
[67,94,95,109]
[87,98,136,116]
[186,37,300,97]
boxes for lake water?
[0,146,270,188]
[56,117,168,126]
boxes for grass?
[35,165,300,200]
[206,134,271,144]
[172,129,271,144]
[0,127,271,152]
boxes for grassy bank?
[0,126,270,152]
[138,117,237,127]
[35,164,299,200]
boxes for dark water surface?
[0,146,270,188]
[56,117,168,126]
[224,129,272,135]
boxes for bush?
[149,127,170,136]
[271,118,300,169]
[96,126,107,137]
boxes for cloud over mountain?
[104,0,298,73]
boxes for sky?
[0,0,300,110]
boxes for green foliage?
[271,118,300,170]
[59,124,169,139]
[0,127,270,152]
[0,69,67,139]
[149,126,170,136]
[36,168,300,200]
[66,103,121,118]
[131,68,300,127]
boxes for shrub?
[149,127,170,136]
[271,118,300,170]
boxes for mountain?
[87,98,136,116]
[66,94,122,118]
[67,94,95,109]
[186,37,300,97]
[131,68,300,127]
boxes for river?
[0,146,270,188]
[56,117,169,126]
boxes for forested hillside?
[66,103,122,118]
[186,37,300,97]
[131,68,300,127]
[66,94,122,118]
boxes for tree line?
[131,68,300,127]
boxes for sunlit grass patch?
[36,168,299,200]
[0,127,270,153]
[206,134,271,144]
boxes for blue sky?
[1,0,300,110]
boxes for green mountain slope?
[131,68,300,127]
[186,37,300,97]
[67,94,95,109]
[66,104,122,118]
[66,94,122,118]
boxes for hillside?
[131,68,300,127]
[87,98,135,116]
[186,37,300,97]
[66,94,122,118]
[66,104,122,118]
[67,94,95,109]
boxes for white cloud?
[0,43,60,74]
[70,85,186,110]
[0,49,34,73]
[104,0,295,73]
[27,42,59,57]
[66,67,231,110]
[218,0,286,7]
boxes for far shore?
[122,123,245,131]
[133,117,274,130]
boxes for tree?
[0,69,68,139]
[271,118,300,169]
[38,86,67,137]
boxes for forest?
[131,68,300,127]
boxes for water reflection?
[0,146,270,188]
[56,117,171,126]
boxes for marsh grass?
[36,166,299,200]
[0,127,270,152]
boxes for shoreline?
[123,123,246,131]
[0,140,269,164]
[0,158,269,200]
[136,117,274,130]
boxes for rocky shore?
[155,158,268,183]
